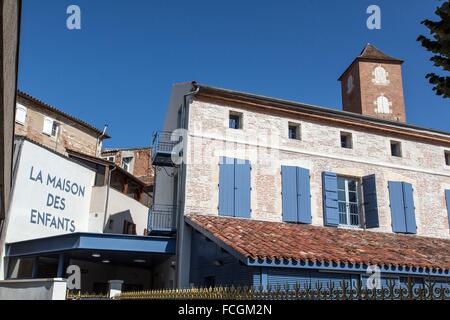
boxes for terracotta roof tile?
[186,215,450,271]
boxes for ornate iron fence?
[66,291,109,300]
[118,279,449,300]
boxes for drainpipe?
[175,83,200,288]
[102,165,116,231]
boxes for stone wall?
[183,98,450,239]
[15,95,100,156]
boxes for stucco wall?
[89,186,149,235]
[0,278,67,300]
[182,98,450,238]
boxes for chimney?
[338,44,406,122]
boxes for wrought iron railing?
[152,131,179,155]
[118,279,449,300]
[148,205,177,232]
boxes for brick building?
[14,91,110,156]
[101,147,154,185]
[150,44,450,289]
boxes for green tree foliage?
[417,1,450,98]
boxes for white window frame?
[122,157,133,172]
[42,117,54,136]
[15,104,27,125]
[337,176,361,228]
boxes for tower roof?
[338,44,403,81]
[358,43,403,63]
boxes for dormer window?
[372,66,390,85]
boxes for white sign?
[4,141,95,243]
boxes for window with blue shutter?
[362,175,379,228]
[322,172,339,227]
[218,157,251,218]
[388,181,417,234]
[402,183,417,234]
[445,190,450,228]
[281,166,311,224]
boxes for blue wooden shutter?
[362,175,379,228]
[218,157,235,216]
[445,190,450,228]
[296,167,312,224]
[322,172,339,226]
[281,166,298,222]
[402,182,417,234]
[388,181,407,233]
[234,159,251,218]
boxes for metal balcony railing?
[151,131,180,167]
[148,205,177,234]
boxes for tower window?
[229,112,242,129]
[375,95,391,114]
[340,132,353,149]
[346,75,354,93]
[288,123,301,140]
[372,66,390,85]
[445,151,450,166]
[390,141,402,157]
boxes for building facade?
[0,137,174,294]
[14,91,109,156]
[101,147,154,186]
[151,45,450,289]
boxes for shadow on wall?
[104,210,136,235]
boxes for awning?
[6,232,175,259]
[186,215,450,278]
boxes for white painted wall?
[0,278,67,300]
[0,140,95,279]
[89,186,149,235]
[4,141,95,243]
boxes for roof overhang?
[5,232,175,258]
[191,82,450,146]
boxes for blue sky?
[18,0,449,148]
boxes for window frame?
[288,122,301,140]
[337,176,362,228]
[228,111,243,130]
[390,140,402,158]
[340,131,353,149]
[15,104,27,125]
[122,157,133,172]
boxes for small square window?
[229,112,242,129]
[445,151,450,166]
[390,141,402,157]
[288,123,301,140]
[340,132,353,149]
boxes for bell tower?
[338,44,406,122]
